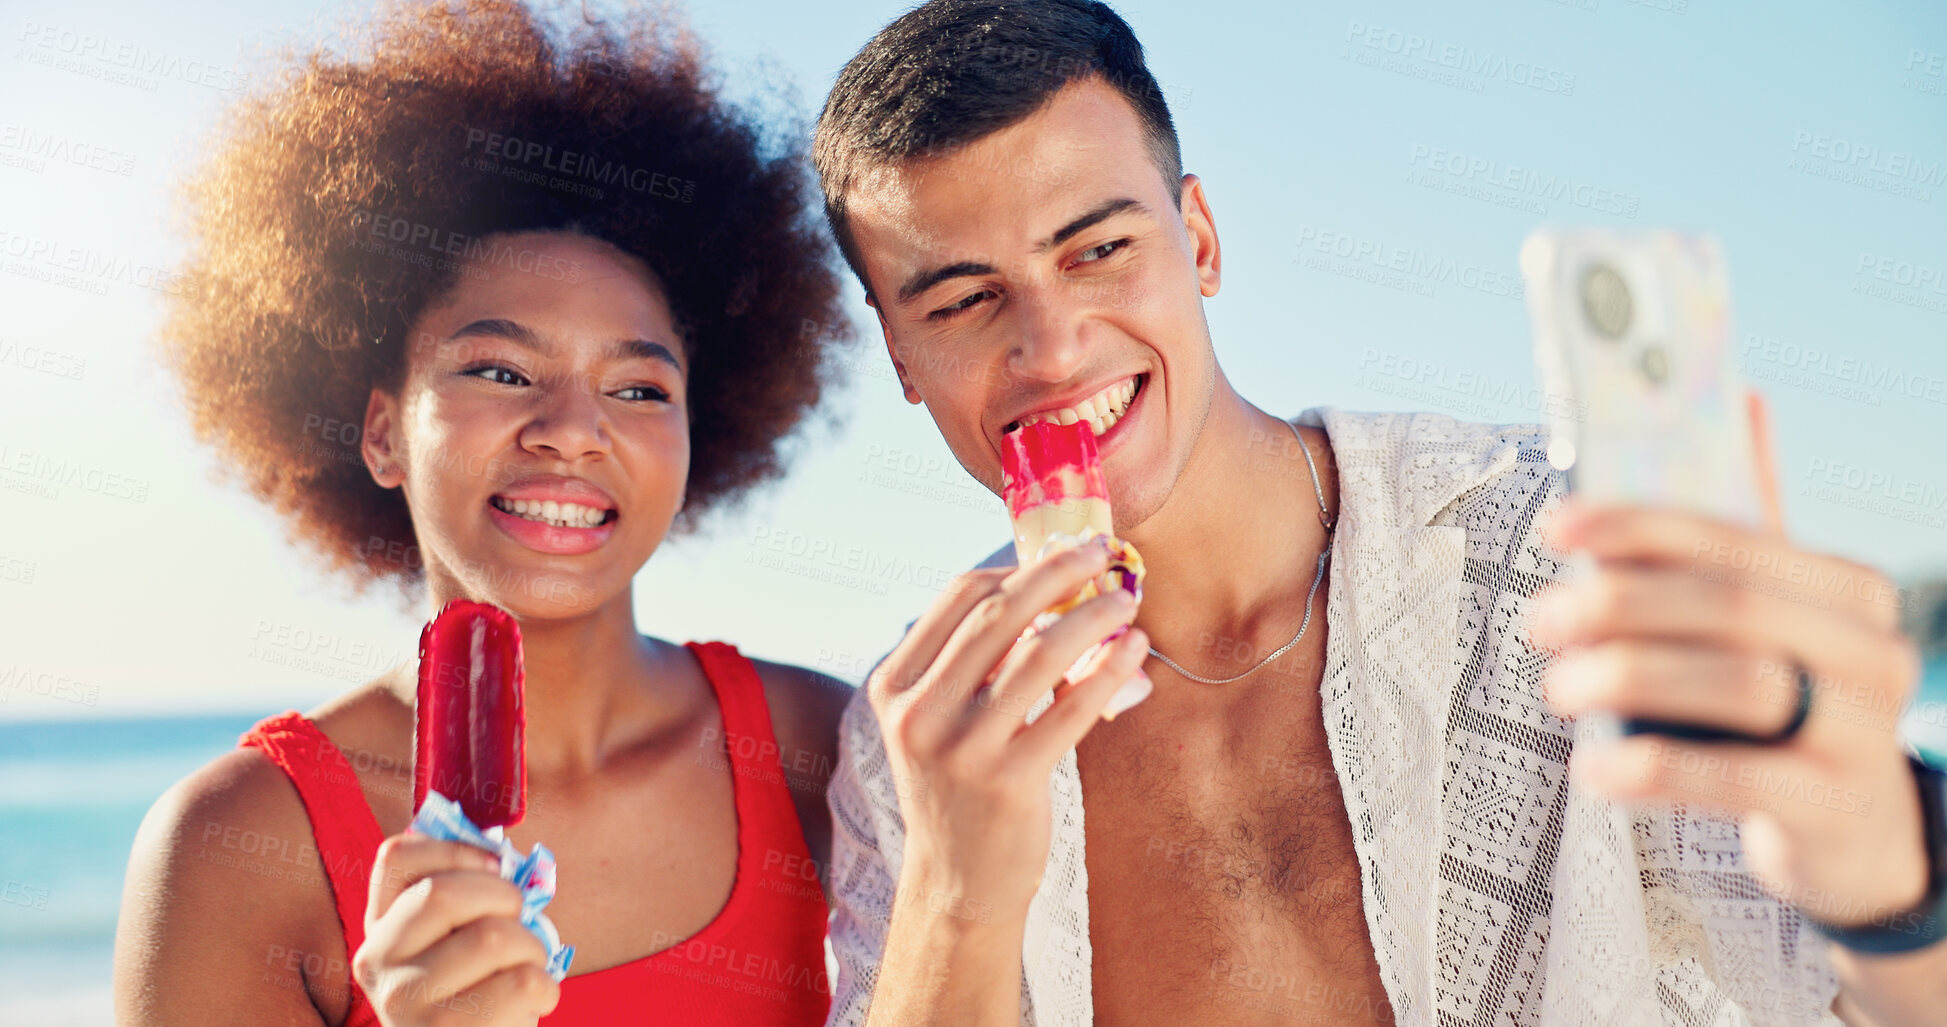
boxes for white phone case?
[1520,228,1761,528]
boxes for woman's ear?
[362,388,407,489]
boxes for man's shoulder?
[1314,407,1551,476]
[1308,407,1560,530]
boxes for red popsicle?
[414,598,527,829]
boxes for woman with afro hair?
[114,2,855,1023]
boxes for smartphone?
[1520,229,1763,742]
[1521,228,1761,527]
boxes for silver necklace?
[1145,419,1336,685]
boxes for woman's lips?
[487,502,617,556]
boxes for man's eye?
[1074,239,1128,265]
[612,385,672,402]
[929,289,996,321]
[463,364,528,386]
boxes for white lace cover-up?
[825,408,1843,1027]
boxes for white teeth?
[494,496,609,529]
[1016,376,1141,437]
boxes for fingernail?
[1066,640,1108,684]
[1531,591,1568,641]
[1547,502,1592,545]
[1101,670,1153,721]
[1541,654,1590,708]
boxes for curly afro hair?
[160,0,851,596]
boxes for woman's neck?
[412,585,686,781]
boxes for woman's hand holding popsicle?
[353,833,562,1026]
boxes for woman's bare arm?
[757,659,853,877]
[114,747,341,1027]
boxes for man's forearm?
[1831,944,1947,1026]
[862,875,1026,1027]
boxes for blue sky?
[0,0,1942,720]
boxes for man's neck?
[1122,387,1338,661]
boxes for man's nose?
[1006,290,1088,384]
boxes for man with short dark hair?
[813,3,1947,1024]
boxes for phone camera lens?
[1580,263,1633,339]
[1638,345,1670,385]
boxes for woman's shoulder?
[738,653,853,867]
[116,716,349,1022]
[115,676,415,1021]
[746,655,853,768]
[140,737,322,865]
[125,678,412,933]
[300,676,419,823]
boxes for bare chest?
[1077,681,1395,1026]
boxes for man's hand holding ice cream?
[859,420,1151,1027]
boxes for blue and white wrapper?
[410,790,576,980]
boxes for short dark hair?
[813,0,1182,291]
[160,0,851,595]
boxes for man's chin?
[1109,481,1171,543]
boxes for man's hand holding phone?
[1533,392,1942,1021]
[861,543,1149,1027]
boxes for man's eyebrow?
[607,338,683,372]
[892,198,1151,307]
[897,260,999,305]
[1039,197,1145,250]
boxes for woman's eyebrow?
[451,317,547,351]
[447,320,679,371]
[608,338,683,372]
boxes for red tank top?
[238,641,832,1026]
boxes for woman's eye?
[463,364,529,386]
[929,289,996,321]
[1074,239,1128,265]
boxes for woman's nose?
[518,372,610,461]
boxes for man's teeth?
[1019,377,1139,436]
[492,496,609,528]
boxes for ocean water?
[3,662,1944,1024]
[0,713,261,1025]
